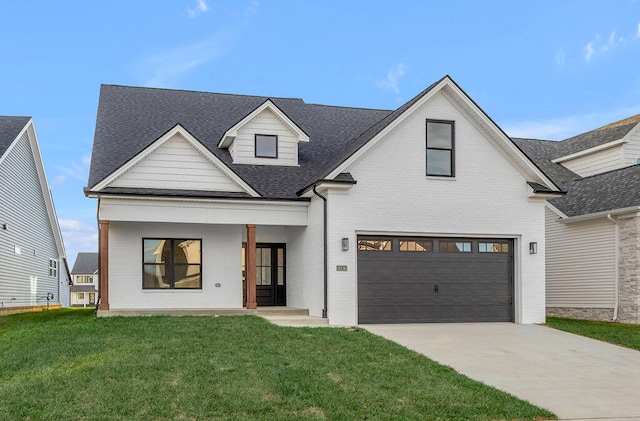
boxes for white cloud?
[376,63,406,94]
[609,30,617,45]
[637,22,640,38]
[584,41,595,62]
[504,106,640,141]
[58,218,99,264]
[187,0,209,18]
[53,154,91,187]
[135,2,257,87]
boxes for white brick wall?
[108,221,243,309]
[323,91,547,325]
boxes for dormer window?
[255,134,278,158]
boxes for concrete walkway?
[362,323,640,420]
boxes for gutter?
[558,206,640,224]
[607,213,619,321]
[312,184,328,319]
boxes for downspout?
[312,184,328,319]
[607,213,619,321]
[95,196,101,315]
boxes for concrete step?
[260,315,330,327]
[253,307,309,316]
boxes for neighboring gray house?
[0,116,69,313]
[70,252,98,307]
[515,114,640,324]
[85,76,562,325]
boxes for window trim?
[48,258,59,278]
[426,119,455,177]
[255,134,278,159]
[142,238,203,290]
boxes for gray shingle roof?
[514,117,640,217]
[70,285,98,293]
[88,85,391,198]
[549,164,640,217]
[0,116,30,157]
[552,123,637,159]
[512,138,581,188]
[71,252,99,274]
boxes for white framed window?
[49,258,59,277]
[76,275,93,284]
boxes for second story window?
[255,134,278,158]
[426,120,455,177]
[49,258,59,278]
[76,275,93,284]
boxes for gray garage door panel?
[357,237,513,323]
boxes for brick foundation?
[546,307,614,321]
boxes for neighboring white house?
[515,114,640,324]
[0,116,69,313]
[70,252,98,307]
[85,76,562,325]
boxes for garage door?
[357,236,513,323]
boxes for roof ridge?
[304,102,392,113]
[101,83,306,102]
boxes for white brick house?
[85,76,561,325]
[70,252,98,307]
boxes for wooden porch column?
[246,224,257,309]
[98,220,110,310]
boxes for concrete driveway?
[362,323,640,420]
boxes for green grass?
[546,316,640,351]
[0,309,555,421]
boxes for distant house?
[516,114,640,324]
[0,117,69,313]
[85,76,562,325]
[70,252,98,307]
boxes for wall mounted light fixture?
[529,242,538,254]
[341,237,349,251]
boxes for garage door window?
[479,242,509,253]
[440,241,471,252]
[357,238,392,251]
[399,240,433,252]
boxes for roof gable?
[0,118,66,258]
[322,76,561,192]
[92,124,259,196]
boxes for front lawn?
[546,317,640,351]
[0,309,555,420]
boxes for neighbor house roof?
[514,115,640,218]
[0,116,31,157]
[71,252,99,274]
[548,165,640,217]
[70,285,98,293]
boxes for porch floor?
[96,306,310,318]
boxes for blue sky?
[1,1,639,265]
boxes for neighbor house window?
[399,240,433,252]
[357,238,392,251]
[77,293,84,300]
[426,120,455,177]
[479,242,509,253]
[255,134,278,158]
[143,239,202,289]
[76,275,93,284]
[48,258,58,277]
[440,241,471,253]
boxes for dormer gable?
[218,99,309,166]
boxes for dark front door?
[256,244,286,306]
